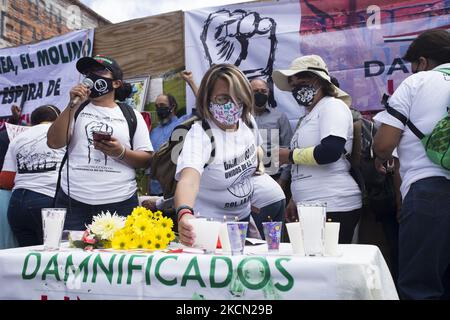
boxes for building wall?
[0,0,109,48]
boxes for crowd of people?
[0,29,449,300]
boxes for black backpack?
[150,114,215,199]
[350,111,396,218]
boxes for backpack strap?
[117,102,137,150]
[53,100,90,205]
[201,119,215,168]
[382,94,425,140]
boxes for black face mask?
[157,107,172,121]
[291,84,318,107]
[254,92,268,108]
[86,73,114,98]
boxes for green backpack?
[383,68,450,170]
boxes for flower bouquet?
[70,207,175,251]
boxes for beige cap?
[272,55,352,107]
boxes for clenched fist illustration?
[85,121,113,165]
[201,9,278,107]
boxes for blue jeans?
[55,191,139,231]
[398,177,450,300]
[7,189,54,247]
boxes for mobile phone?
[93,131,112,141]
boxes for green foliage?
[136,168,148,196]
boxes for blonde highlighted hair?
[196,64,254,127]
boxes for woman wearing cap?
[274,55,362,244]
[47,55,153,230]
[175,64,263,246]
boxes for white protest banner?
[0,29,94,117]
[185,0,303,128]
[5,123,31,141]
[185,0,449,127]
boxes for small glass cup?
[262,221,282,251]
[42,208,67,251]
[226,222,248,255]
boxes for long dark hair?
[403,29,450,64]
[31,105,61,125]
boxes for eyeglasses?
[156,104,170,109]
[211,94,242,105]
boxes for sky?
[79,0,256,23]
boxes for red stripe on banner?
[388,79,394,95]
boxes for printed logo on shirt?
[85,121,113,165]
[223,144,257,209]
[16,133,59,174]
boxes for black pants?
[398,177,450,300]
[327,208,362,244]
[55,190,138,231]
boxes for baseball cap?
[272,55,352,107]
[76,54,123,80]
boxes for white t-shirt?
[175,118,259,221]
[251,173,285,209]
[3,123,66,198]
[373,63,450,199]
[290,96,362,212]
[61,103,153,205]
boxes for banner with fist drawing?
[186,0,449,125]
[185,0,302,129]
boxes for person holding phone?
[47,55,153,230]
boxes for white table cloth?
[0,243,398,300]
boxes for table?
[0,243,398,300]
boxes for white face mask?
[209,101,243,126]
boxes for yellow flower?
[132,216,152,237]
[125,215,135,229]
[154,211,163,220]
[153,240,163,250]
[131,206,149,218]
[142,234,156,250]
[111,231,129,250]
[153,226,164,242]
[158,216,174,230]
[133,236,147,250]
[164,229,176,242]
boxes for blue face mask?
[292,85,318,107]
